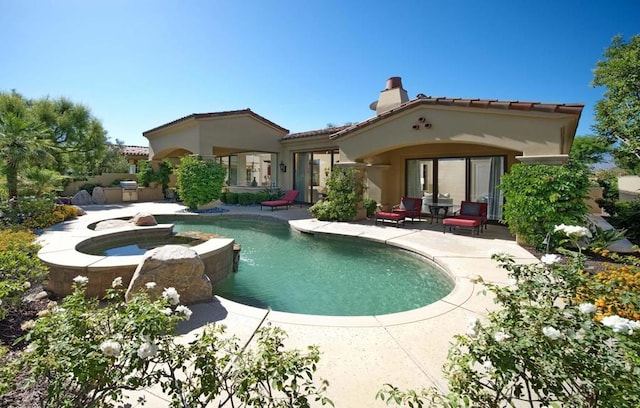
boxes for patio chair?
[456,201,488,231]
[442,201,488,236]
[392,196,423,223]
[260,190,299,211]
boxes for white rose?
[542,326,563,340]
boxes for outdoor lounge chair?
[260,190,299,211]
[374,211,405,227]
[392,196,423,223]
[442,201,488,236]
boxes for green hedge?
[226,192,238,205]
[500,163,589,248]
[221,191,272,206]
[238,193,256,205]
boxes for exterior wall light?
[279,161,287,172]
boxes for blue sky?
[1,1,639,146]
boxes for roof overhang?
[143,109,289,138]
[331,97,584,142]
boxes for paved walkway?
[38,202,539,407]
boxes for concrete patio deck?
[37,201,539,407]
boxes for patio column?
[237,155,247,186]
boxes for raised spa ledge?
[39,224,236,299]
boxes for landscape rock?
[94,219,130,230]
[71,190,93,206]
[92,186,106,204]
[74,206,86,216]
[130,212,158,226]
[125,245,212,305]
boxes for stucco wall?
[198,115,283,155]
[618,175,640,202]
[148,123,200,159]
[63,173,134,196]
[336,106,572,164]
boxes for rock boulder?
[92,186,106,204]
[71,190,93,206]
[125,245,212,305]
[130,212,158,226]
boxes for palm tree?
[0,112,57,204]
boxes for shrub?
[608,199,640,243]
[238,192,256,205]
[136,160,155,187]
[595,169,620,216]
[219,191,228,203]
[157,159,173,191]
[256,191,270,203]
[22,204,78,230]
[500,163,590,248]
[379,229,640,407]
[0,229,48,321]
[137,160,173,189]
[585,224,627,252]
[309,167,365,221]
[262,187,284,200]
[364,198,377,218]
[0,196,59,227]
[226,192,238,204]
[308,200,333,220]
[175,156,226,210]
[2,279,332,407]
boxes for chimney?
[369,76,409,115]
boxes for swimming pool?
[155,215,454,316]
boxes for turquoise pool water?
[155,215,454,316]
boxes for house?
[143,77,583,221]
[121,145,150,174]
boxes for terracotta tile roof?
[330,97,584,140]
[281,125,351,141]
[143,109,289,136]
[121,145,149,156]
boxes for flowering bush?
[23,203,79,229]
[378,228,640,407]
[0,277,332,407]
[576,251,640,321]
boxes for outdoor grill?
[119,180,138,202]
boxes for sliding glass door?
[406,156,505,220]
[469,157,504,221]
[293,150,338,203]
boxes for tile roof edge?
[330,98,584,140]
[143,109,289,136]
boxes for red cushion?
[376,212,404,221]
[443,218,480,227]
[261,200,288,207]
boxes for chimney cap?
[385,77,403,90]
